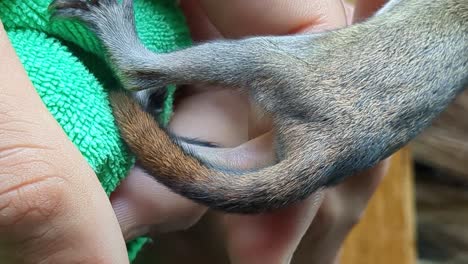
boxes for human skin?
[0,21,129,263]
[0,0,388,263]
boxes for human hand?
[112,1,390,264]
[0,21,130,263]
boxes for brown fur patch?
[108,91,211,182]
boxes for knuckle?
[0,149,70,229]
[314,197,340,226]
[0,174,68,228]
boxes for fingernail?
[112,197,141,240]
[126,225,151,240]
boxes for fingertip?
[222,191,325,264]
[111,167,207,241]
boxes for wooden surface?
[415,164,468,263]
[340,148,417,264]
[413,90,468,180]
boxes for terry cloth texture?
[0,0,191,261]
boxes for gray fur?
[49,0,468,213]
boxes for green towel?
[0,0,191,261]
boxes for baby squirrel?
[49,0,468,213]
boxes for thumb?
[0,22,128,263]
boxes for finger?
[294,160,389,263]
[316,160,389,237]
[171,86,274,169]
[0,22,128,263]
[111,167,207,241]
[334,159,389,209]
[170,87,251,147]
[353,0,388,23]
[179,131,274,170]
[220,192,325,264]
[111,88,255,240]
[342,0,355,25]
[194,0,347,37]
[179,0,222,41]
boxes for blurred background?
[412,91,468,264]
